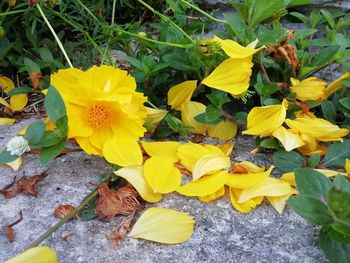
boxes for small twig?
[259,62,272,84]
[8,211,23,228]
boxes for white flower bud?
[6,136,30,156]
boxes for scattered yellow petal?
[226,166,273,189]
[141,141,180,162]
[266,188,297,214]
[5,246,58,263]
[114,166,162,203]
[232,161,265,174]
[229,188,263,213]
[9,94,28,112]
[168,80,197,110]
[144,157,181,194]
[17,126,28,135]
[290,77,326,101]
[324,71,350,99]
[0,97,11,109]
[207,119,237,140]
[145,107,168,132]
[346,159,350,174]
[0,118,15,126]
[218,142,234,156]
[272,126,305,152]
[281,169,346,186]
[198,186,226,202]
[6,157,22,171]
[0,76,15,94]
[177,170,228,197]
[180,101,208,134]
[129,207,195,244]
[192,153,231,181]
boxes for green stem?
[0,9,26,17]
[178,0,227,23]
[36,4,73,68]
[146,101,159,109]
[75,0,100,24]
[136,0,194,43]
[111,0,117,25]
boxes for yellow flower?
[167,80,197,110]
[324,71,350,99]
[285,117,349,142]
[51,66,147,166]
[290,77,326,101]
[5,246,57,263]
[243,99,288,137]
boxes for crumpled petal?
[177,170,228,197]
[232,161,265,174]
[272,126,305,152]
[290,77,326,101]
[207,119,237,140]
[114,166,162,203]
[202,58,253,96]
[324,71,350,99]
[144,157,181,194]
[212,36,263,58]
[229,188,263,213]
[226,166,273,189]
[238,177,292,203]
[192,153,231,181]
[129,207,195,244]
[10,94,28,112]
[198,186,226,202]
[103,136,143,167]
[0,118,15,126]
[168,80,197,110]
[141,141,180,162]
[180,101,208,134]
[5,246,58,263]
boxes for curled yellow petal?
[266,188,297,214]
[202,58,253,96]
[192,153,231,181]
[145,107,168,132]
[229,188,263,213]
[346,159,350,174]
[272,126,305,152]
[114,166,162,203]
[168,80,197,110]
[5,246,57,263]
[290,77,326,101]
[10,94,28,111]
[6,157,22,171]
[0,76,15,94]
[324,71,350,99]
[180,101,208,134]
[207,119,237,140]
[144,157,181,194]
[0,118,15,126]
[238,177,291,203]
[198,186,226,202]
[218,142,234,156]
[243,99,287,137]
[0,97,11,109]
[232,161,265,174]
[129,207,195,244]
[226,166,273,189]
[141,141,180,162]
[177,170,228,197]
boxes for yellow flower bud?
[8,0,16,8]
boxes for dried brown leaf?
[191,134,205,143]
[174,162,192,177]
[108,212,135,249]
[4,211,23,242]
[28,72,42,89]
[54,204,75,219]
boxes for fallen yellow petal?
[10,94,28,112]
[5,157,22,171]
[177,170,228,197]
[0,97,11,109]
[114,166,162,203]
[0,76,15,94]
[144,157,181,194]
[192,153,231,181]
[226,166,273,189]
[207,119,237,140]
[168,80,197,110]
[266,188,297,214]
[0,118,15,126]
[272,126,305,152]
[238,177,291,203]
[346,159,350,174]
[145,107,168,132]
[129,207,195,244]
[141,141,180,162]
[229,188,263,213]
[232,161,265,174]
[218,142,234,156]
[290,77,326,101]
[324,71,350,99]
[180,101,208,134]
[198,186,226,202]
[5,246,57,263]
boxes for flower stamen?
[86,104,111,129]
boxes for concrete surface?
[0,118,326,263]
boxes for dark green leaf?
[34,131,63,148]
[333,175,350,193]
[272,150,305,172]
[321,101,336,123]
[254,83,280,96]
[39,139,66,166]
[320,228,350,263]
[78,200,97,221]
[25,122,46,145]
[0,149,18,164]
[312,45,340,67]
[39,47,54,62]
[206,90,230,108]
[24,58,41,73]
[44,85,67,124]
[260,138,281,150]
[328,187,350,220]
[7,87,33,96]
[322,140,350,168]
[339,98,350,110]
[308,154,321,168]
[293,28,318,41]
[248,0,286,27]
[287,0,311,7]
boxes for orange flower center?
[86,104,111,129]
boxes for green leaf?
[260,138,281,150]
[328,187,350,220]
[312,45,340,67]
[39,47,54,62]
[55,115,68,136]
[286,0,310,7]
[321,101,336,123]
[223,12,248,43]
[288,196,333,225]
[25,122,46,145]
[272,150,305,172]
[289,12,307,24]
[39,139,66,166]
[320,228,350,263]
[44,85,67,124]
[294,168,331,199]
[0,149,18,164]
[7,87,33,96]
[322,140,350,168]
[206,90,230,108]
[78,200,97,221]
[35,130,65,148]
[308,153,321,168]
[293,28,318,41]
[339,98,350,110]
[248,0,286,27]
[327,225,350,244]
[320,10,336,28]
[333,175,350,193]
[254,83,280,96]
[24,58,41,74]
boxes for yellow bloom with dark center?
[51,66,147,166]
[290,77,326,101]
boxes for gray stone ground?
[0,118,326,263]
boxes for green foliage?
[272,150,305,172]
[289,169,350,262]
[322,140,350,168]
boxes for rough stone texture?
[0,118,326,262]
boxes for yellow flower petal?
[144,157,181,194]
[198,186,226,202]
[145,107,168,132]
[0,118,15,126]
[103,136,143,166]
[285,117,349,142]
[192,153,231,181]
[346,159,350,174]
[229,188,263,213]
[266,188,297,214]
[243,99,287,137]
[17,126,28,135]
[202,58,253,96]
[6,157,22,171]
[207,119,237,140]
[226,166,273,189]
[114,166,162,203]
[0,76,15,94]
[290,77,326,101]
[167,80,197,110]
[218,142,234,156]
[129,207,195,244]
[213,36,263,58]
[180,101,208,134]
[0,97,11,109]
[5,246,57,263]
[141,141,180,162]
[272,126,305,152]
[324,71,350,99]
[238,177,292,203]
[10,94,28,111]
[232,161,265,174]
[177,170,228,197]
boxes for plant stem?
[178,0,227,23]
[75,0,100,24]
[0,9,26,17]
[136,0,194,43]
[111,0,117,25]
[36,4,73,68]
